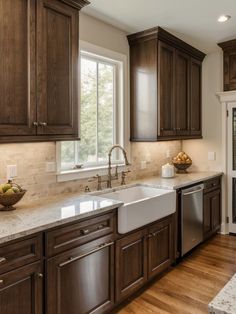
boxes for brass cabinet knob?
[0,279,4,284]
[37,273,44,278]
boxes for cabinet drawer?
[204,177,221,192]
[46,212,115,257]
[0,235,42,275]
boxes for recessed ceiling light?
[218,15,231,23]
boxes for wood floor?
[117,234,236,314]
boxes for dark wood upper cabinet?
[190,58,202,136]
[218,39,236,91]
[130,39,158,141]
[0,0,36,137]
[0,0,88,143]
[37,0,79,136]
[159,41,176,137]
[128,27,206,141]
[175,50,190,136]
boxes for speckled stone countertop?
[0,195,122,245]
[0,171,222,245]
[208,274,236,314]
[136,171,223,190]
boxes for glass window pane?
[98,63,114,163]
[78,58,97,164]
[61,141,75,169]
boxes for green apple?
[5,188,14,195]
[2,183,12,193]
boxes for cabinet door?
[130,39,158,141]
[211,189,221,232]
[223,50,236,91]
[147,216,173,279]
[47,240,114,314]
[115,229,147,302]
[158,41,176,137]
[203,192,212,239]
[190,58,202,136]
[175,50,190,136]
[0,0,36,137]
[37,0,79,137]
[0,262,43,314]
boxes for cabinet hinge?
[227,110,229,117]
[226,216,229,224]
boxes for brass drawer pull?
[32,122,39,127]
[0,279,3,284]
[39,122,47,127]
[97,224,105,230]
[81,229,90,235]
[37,273,43,279]
[0,257,6,264]
[59,242,114,267]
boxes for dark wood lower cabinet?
[147,217,174,279]
[115,216,174,303]
[203,188,221,240]
[46,238,115,314]
[115,229,148,302]
[0,262,43,314]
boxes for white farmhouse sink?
[101,185,176,234]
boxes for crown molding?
[60,0,90,10]
[216,91,236,103]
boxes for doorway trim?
[217,90,236,234]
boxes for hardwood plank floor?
[117,234,236,314]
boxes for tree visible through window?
[60,52,119,171]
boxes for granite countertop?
[0,171,222,245]
[0,195,123,245]
[208,274,236,314]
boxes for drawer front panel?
[46,212,115,257]
[0,235,42,275]
[204,177,221,192]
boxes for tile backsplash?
[0,141,181,202]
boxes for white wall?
[182,51,223,171]
[80,13,129,56]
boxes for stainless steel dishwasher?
[181,183,204,256]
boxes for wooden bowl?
[173,162,192,174]
[0,190,26,211]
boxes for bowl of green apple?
[0,181,26,211]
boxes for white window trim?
[56,40,130,182]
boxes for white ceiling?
[83,0,236,53]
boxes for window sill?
[57,164,127,182]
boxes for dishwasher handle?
[182,187,203,196]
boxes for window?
[58,43,128,179]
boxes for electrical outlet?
[208,152,216,161]
[7,165,17,180]
[46,162,56,173]
[140,161,147,170]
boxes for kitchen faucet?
[107,145,131,188]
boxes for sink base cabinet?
[115,229,148,302]
[0,262,43,314]
[46,237,115,314]
[147,217,174,279]
[115,215,174,303]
